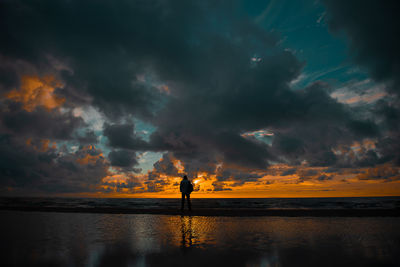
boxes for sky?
[0,0,399,198]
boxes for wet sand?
[1,210,400,266]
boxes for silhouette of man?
[180,175,193,211]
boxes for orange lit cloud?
[95,161,400,198]
[331,85,387,105]
[26,138,57,152]
[5,75,65,111]
[102,174,129,185]
[357,164,400,182]
[241,129,274,138]
[158,85,171,94]
[343,91,387,104]
[76,145,105,165]
[66,153,400,198]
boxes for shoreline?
[1,206,399,217]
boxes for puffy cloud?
[101,173,143,193]
[0,107,84,141]
[152,153,181,177]
[5,75,65,112]
[0,136,108,194]
[356,164,400,182]
[212,182,232,191]
[323,0,400,168]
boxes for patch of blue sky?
[137,151,164,174]
[133,118,156,142]
[242,0,368,89]
[97,133,111,154]
[241,129,274,145]
[72,106,104,132]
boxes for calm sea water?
[1,196,399,210]
[1,210,399,266]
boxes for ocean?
[1,196,399,210]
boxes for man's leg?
[187,193,191,210]
[181,193,185,210]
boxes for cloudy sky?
[1,0,399,197]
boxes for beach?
[1,209,400,266]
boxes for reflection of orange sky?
[5,75,65,111]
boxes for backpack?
[189,182,194,193]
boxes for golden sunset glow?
[80,161,400,198]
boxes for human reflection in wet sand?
[180,215,193,251]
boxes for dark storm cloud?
[317,174,332,181]
[103,123,148,150]
[212,182,232,191]
[76,130,98,144]
[375,135,400,166]
[107,0,385,176]
[108,149,140,172]
[0,94,97,145]
[0,0,163,118]
[0,60,19,91]
[269,82,380,167]
[346,120,380,138]
[0,106,84,140]
[371,101,400,166]
[0,135,108,194]
[152,153,179,176]
[0,0,392,192]
[280,168,297,176]
[324,0,400,94]
[374,100,400,132]
[216,168,262,182]
[146,36,379,173]
[324,0,400,167]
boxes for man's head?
[183,175,188,180]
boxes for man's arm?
[180,181,183,192]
